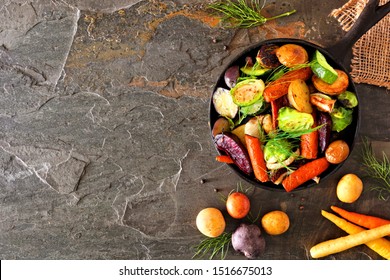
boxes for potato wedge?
[312,69,349,95]
[231,124,247,148]
[212,117,231,137]
[288,79,313,113]
[275,44,309,67]
[244,116,264,139]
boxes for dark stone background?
[1,0,389,259]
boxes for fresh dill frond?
[362,138,390,200]
[192,232,232,260]
[209,0,296,29]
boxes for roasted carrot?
[245,134,268,183]
[331,206,390,229]
[321,210,390,259]
[282,157,329,192]
[300,111,318,159]
[310,223,390,259]
[215,155,234,164]
[270,95,289,130]
[264,67,313,102]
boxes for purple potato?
[232,223,266,259]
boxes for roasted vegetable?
[337,91,358,108]
[224,65,240,88]
[325,140,350,164]
[263,67,313,102]
[264,138,295,163]
[213,87,239,119]
[212,117,231,137]
[275,44,309,67]
[310,93,336,113]
[330,106,353,132]
[240,63,270,76]
[231,223,266,259]
[231,79,265,106]
[300,111,318,159]
[312,69,349,95]
[317,112,332,154]
[270,95,289,129]
[256,44,281,68]
[310,50,338,84]
[282,157,330,192]
[245,134,269,182]
[214,133,253,175]
[277,107,314,133]
[287,79,313,113]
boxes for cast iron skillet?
[209,0,390,192]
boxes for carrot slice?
[245,134,268,183]
[330,206,390,229]
[282,157,329,192]
[215,155,234,164]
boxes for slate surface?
[0,0,389,260]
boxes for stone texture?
[0,0,389,260]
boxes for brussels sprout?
[240,98,266,116]
[330,106,353,132]
[337,91,358,108]
[277,107,314,133]
[264,138,295,163]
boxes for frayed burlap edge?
[330,0,390,89]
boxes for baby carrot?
[245,134,268,182]
[331,206,390,229]
[321,210,390,260]
[264,67,313,102]
[282,157,329,192]
[310,224,390,259]
[215,155,234,164]
[300,112,318,159]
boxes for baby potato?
[287,79,313,113]
[275,44,309,67]
[196,208,226,238]
[336,174,363,203]
[325,140,350,164]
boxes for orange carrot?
[282,157,330,192]
[264,67,313,102]
[215,155,234,164]
[300,111,318,159]
[331,206,390,229]
[321,210,390,260]
[245,134,268,183]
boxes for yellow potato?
[196,208,226,237]
[336,174,363,203]
[261,210,290,235]
[275,44,309,67]
[231,124,246,148]
[288,79,313,113]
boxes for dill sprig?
[362,138,390,200]
[209,0,296,28]
[192,232,232,260]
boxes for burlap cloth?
[330,0,389,89]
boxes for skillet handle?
[326,0,390,65]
